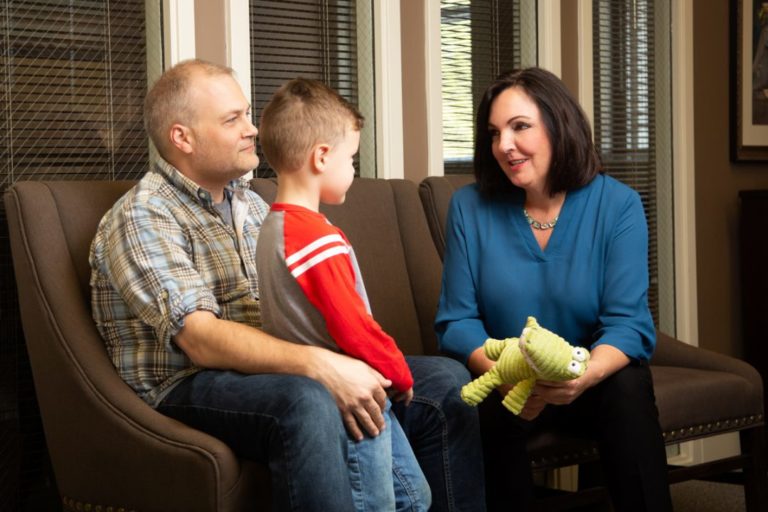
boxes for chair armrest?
[652,331,763,395]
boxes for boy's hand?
[390,387,414,406]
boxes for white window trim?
[537,0,561,76]
[671,0,698,349]
[576,0,593,127]
[667,0,737,472]
[162,0,196,67]
[374,0,405,179]
[226,0,253,98]
[425,0,445,178]
[160,0,250,96]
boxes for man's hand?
[309,348,391,441]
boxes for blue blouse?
[435,174,655,363]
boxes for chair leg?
[741,426,768,512]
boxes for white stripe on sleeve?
[290,245,350,278]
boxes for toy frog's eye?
[572,347,587,362]
[567,360,581,375]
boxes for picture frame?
[731,0,768,162]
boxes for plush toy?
[461,316,590,415]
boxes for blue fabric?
[157,371,357,512]
[157,356,484,512]
[436,174,655,363]
[348,399,431,512]
[395,356,485,512]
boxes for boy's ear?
[311,143,331,173]
[170,123,194,154]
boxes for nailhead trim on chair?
[529,414,764,470]
[531,446,601,469]
[661,414,763,442]
[62,496,136,512]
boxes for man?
[90,59,485,511]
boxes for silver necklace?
[523,208,558,230]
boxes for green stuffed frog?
[461,316,590,415]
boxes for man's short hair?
[144,59,235,157]
[259,78,364,173]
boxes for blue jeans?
[157,355,485,511]
[396,356,486,511]
[348,399,431,511]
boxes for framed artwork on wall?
[731,0,768,162]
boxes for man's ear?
[311,143,331,173]
[170,123,194,154]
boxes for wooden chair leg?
[741,426,768,512]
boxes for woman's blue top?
[435,174,655,363]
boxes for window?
[592,0,674,329]
[0,1,151,184]
[0,1,155,507]
[440,0,536,174]
[249,0,374,177]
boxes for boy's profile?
[256,78,431,511]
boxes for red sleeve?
[282,208,413,391]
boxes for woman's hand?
[534,344,630,406]
[518,393,547,420]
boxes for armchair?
[419,175,768,511]
[5,181,269,511]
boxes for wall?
[194,0,227,66]
[694,0,768,356]
[400,1,430,183]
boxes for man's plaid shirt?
[89,159,269,406]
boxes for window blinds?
[440,0,522,174]
[249,0,361,177]
[0,0,149,185]
[592,0,659,321]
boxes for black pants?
[480,362,673,512]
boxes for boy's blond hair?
[144,59,235,157]
[259,78,364,173]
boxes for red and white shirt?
[255,203,413,391]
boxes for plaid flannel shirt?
[89,159,269,406]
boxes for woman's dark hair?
[473,67,601,197]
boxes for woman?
[435,67,672,511]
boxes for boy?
[256,78,431,511]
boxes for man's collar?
[153,158,251,206]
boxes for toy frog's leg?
[461,367,503,406]
[501,378,536,415]
[483,337,517,361]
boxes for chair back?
[419,174,475,259]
